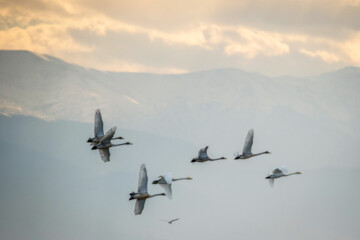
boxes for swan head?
[129,192,136,200]
[187,177,193,180]
[91,145,97,150]
[125,142,133,145]
[152,179,160,184]
[265,174,271,179]
[220,157,226,160]
[191,158,197,163]
[87,138,93,143]
[296,171,302,174]
[235,154,245,160]
[265,151,271,154]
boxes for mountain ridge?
[1,50,358,78]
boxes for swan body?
[265,166,302,187]
[91,126,132,162]
[129,164,165,215]
[191,146,226,163]
[234,129,270,160]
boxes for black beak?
[91,146,97,150]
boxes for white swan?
[87,109,123,145]
[234,129,270,160]
[191,146,226,163]
[265,166,302,187]
[152,173,192,199]
[129,164,166,215]
[91,127,132,162]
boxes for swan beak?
[188,177,193,180]
[298,172,302,174]
[91,146,97,150]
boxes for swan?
[191,146,226,163]
[91,126,132,162]
[161,218,180,224]
[129,164,166,215]
[152,173,192,199]
[234,129,270,160]
[265,166,302,187]
[87,109,123,145]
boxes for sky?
[1,2,360,239]
[0,0,360,76]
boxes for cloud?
[0,0,359,76]
[123,95,139,105]
[300,49,339,63]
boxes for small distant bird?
[87,109,123,145]
[191,146,226,163]
[161,218,180,224]
[152,173,192,199]
[234,129,270,160]
[91,127,132,162]
[265,166,302,187]
[129,164,166,215]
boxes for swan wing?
[169,218,179,223]
[135,199,146,215]
[159,183,172,199]
[100,126,116,144]
[161,173,172,184]
[273,166,288,175]
[269,179,274,187]
[243,129,254,155]
[138,164,148,193]
[198,146,208,159]
[99,148,110,162]
[94,109,104,138]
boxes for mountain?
[1,50,359,169]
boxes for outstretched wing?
[243,129,254,155]
[278,165,288,174]
[94,109,104,138]
[100,126,116,144]
[138,164,148,193]
[161,173,172,184]
[159,184,172,199]
[169,218,179,223]
[273,166,287,175]
[135,199,146,215]
[273,165,288,175]
[99,148,110,162]
[198,146,208,159]
[269,179,274,187]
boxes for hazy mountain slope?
[1,50,360,170]
[1,50,359,134]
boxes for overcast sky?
[0,0,360,76]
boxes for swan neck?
[172,178,190,181]
[149,193,165,198]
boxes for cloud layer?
[0,0,359,75]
